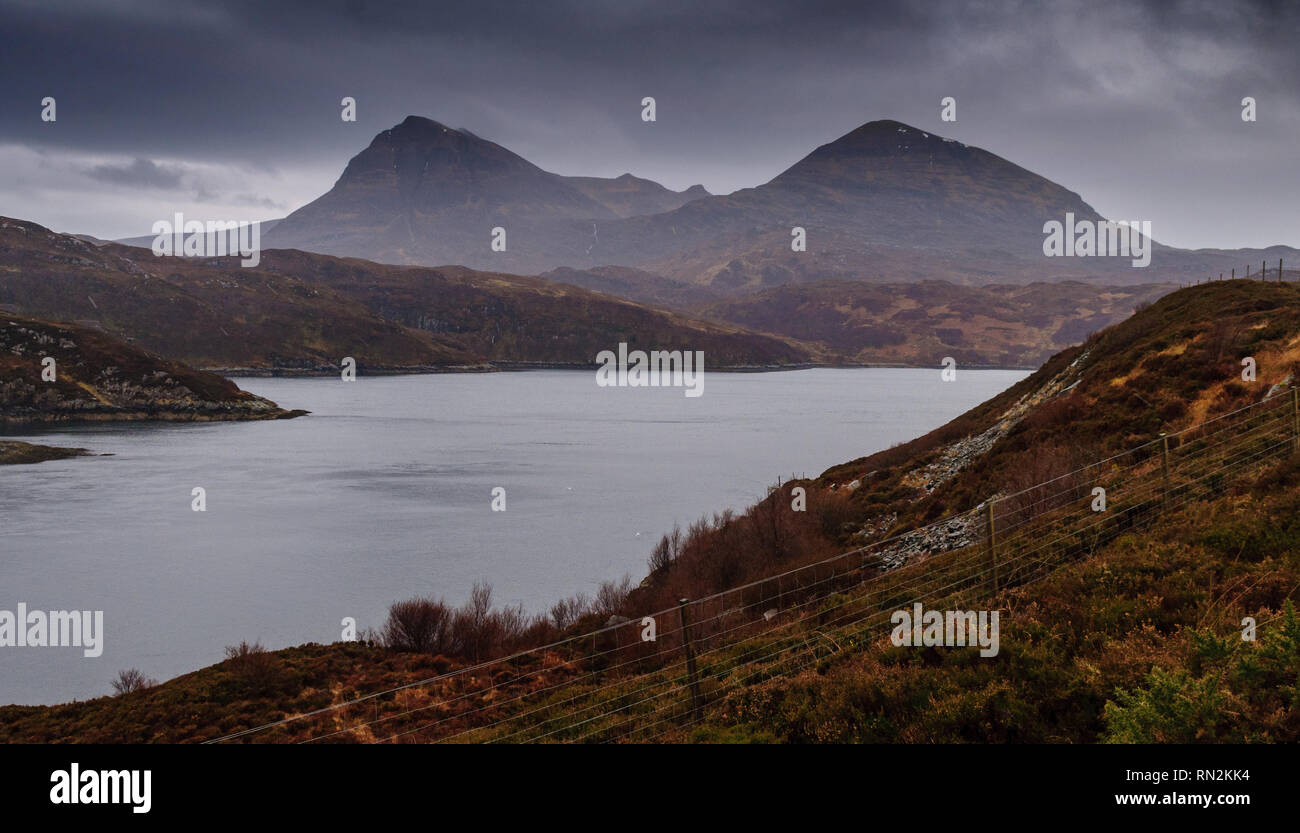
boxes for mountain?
[268,117,1300,292]
[267,116,707,274]
[0,218,816,371]
[0,311,304,423]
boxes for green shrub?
[1102,667,1226,743]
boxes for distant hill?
[0,218,475,371]
[0,217,815,371]
[111,218,282,250]
[8,217,1238,373]
[700,279,1178,367]
[267,116,1300,291]
[539,265,724,309]
[0,311,304,423]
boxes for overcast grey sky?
[1,0,1296,248]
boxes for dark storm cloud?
[85,157,184,188]
[0,0,1296,247]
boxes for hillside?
[9,217,1223,373]
[0,312,304,423]
[252,249,820,368]
[3,280,1297,742]
[0,218,471,371]
[700,279,1177,367]
[0,218,816,371]
[538,265,724,310]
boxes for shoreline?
[215,360,1040,378]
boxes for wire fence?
[207,386,1300,744]
[1193,258,1290,285]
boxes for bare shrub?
[382,597,452,653]
[550,592,592,630]
[594,575,635,618]
[648,524,684,574]
[110,668,157,696]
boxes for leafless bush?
[648,524,684,573]
[550,592,592,630]
[450,582,499,661]
[110,668,157,695]
[382,597,452,653]
[594,575,635,617]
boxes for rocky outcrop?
[0,440,92,464]
[1,313,306,423]
[849,349,1094,569]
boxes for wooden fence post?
[985,500,998,596]
[678,598,702,722]
[1292,388,1299,454]
[1161,434,1171,509]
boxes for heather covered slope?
[3,282,1298,742]
[0,217,472,371]
[0,312,304,423]
[700,279,1178,367]
[590,280,1300,640]
[251,249,821,368]
[0,218,818,371]
[811,279,1300,539]
[696,467,1300,743]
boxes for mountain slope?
[268,116,706,272]
[0,218,817,371]
[633,278,1300,615]
[700,279,1177,367]
[0,218,475,371]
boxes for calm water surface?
[0,368,1026,704]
